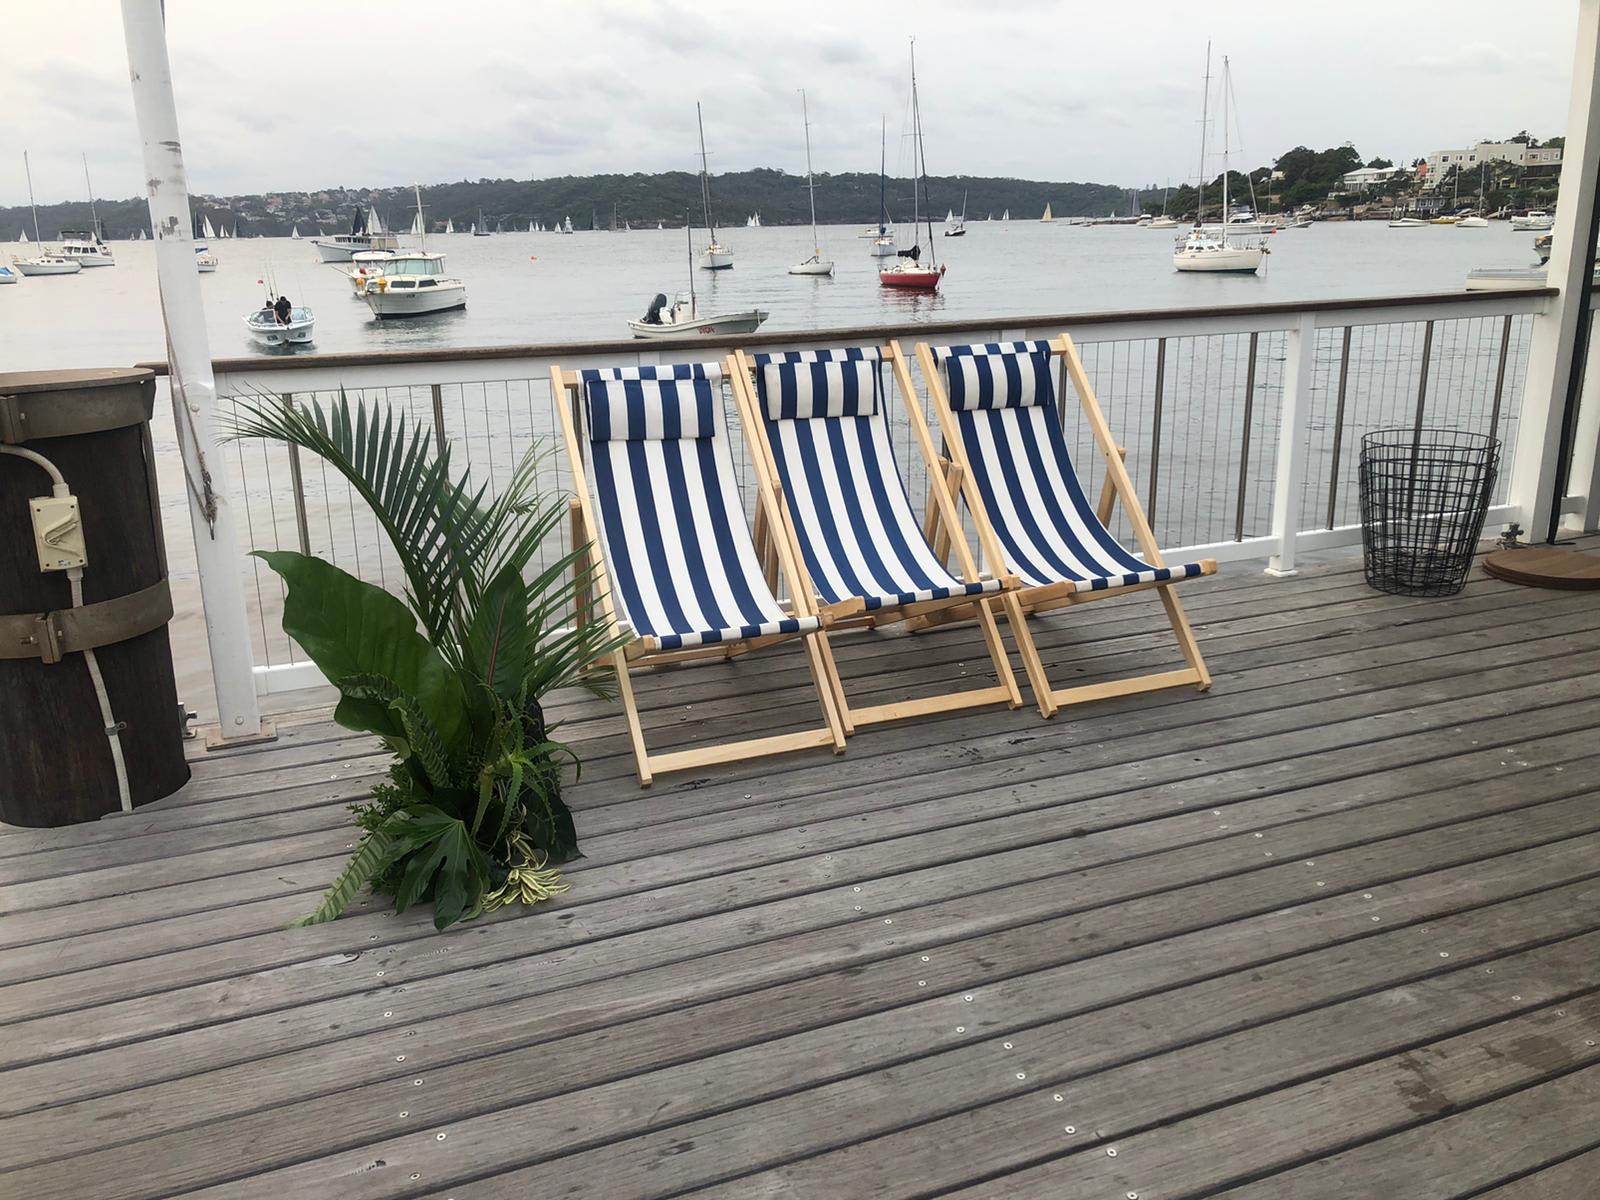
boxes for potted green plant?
[231,393,620,929]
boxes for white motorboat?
[0,265,19,285]
[869,236,897,258]
[1149,215,1180,229]
[1173,51,1264,276]
[361,189,466,318]
[1510,210,1555,232]
[695,102,734,270]
[244,305,314,345]
[1457,215,1490,228]
[629,293,767,339]
[344,248,401,295]
[194,245,218,273]
[789,90,835,276]
[561,216,574,234]
[1388,217,1429,228]
[312,207,400,262]
[57,229,115,268]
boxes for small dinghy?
[628,292,767,339]
[0,264,19,285]
[244,304,314,345]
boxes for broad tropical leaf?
[255,551,469,752]
[465,562,532,703]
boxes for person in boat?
[273,295,292,325]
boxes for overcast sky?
[0,1,1579,205]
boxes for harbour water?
[0,220,1545,371]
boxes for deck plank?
[3,551,1599,1199]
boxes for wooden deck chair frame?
[729,345,1042,730]
[913,334,1215,718]
[551,360,847,786]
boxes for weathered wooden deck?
[3,544,1600,1199]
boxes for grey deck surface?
[2,544,1600,1199]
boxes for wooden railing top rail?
[133,287,1557,377]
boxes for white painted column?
[120,0,263,740]
[1569,320,1600,529]
[1266,313,1316,576]
[1508,0,1600,541]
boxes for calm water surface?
[0,220,1545,371]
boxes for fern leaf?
[288,829,398,927]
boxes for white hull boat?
[700,242,733,270]
[0,265,19,284]
[1457,216,1489,228]
[244,306,314,345]
[789,254,834,276]
[195,245,218,273]
[629,296,768,339]
[1173,228,1264,273]
[869,236,897,257]
[1148,215,1180,229]
[1510,211,1554,232]
[58,233,114,267]
[1388,217,1429,228]
[1172,52,1262,276]
[312,230,401,262]
[359,233,466,318]
[13,255,82,276]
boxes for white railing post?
[1508,0,1600,541]
[1266,312,1316,576]
[1568,320,1600,530]
[121,0,266,744]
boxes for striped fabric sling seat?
[916,334,1216,718]
[578,363,817,650]
[731,345,1026,731]
[552,358,846,786]
[930,340,1210,593]
[750,347,1002,614]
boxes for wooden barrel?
[0,368,189,826]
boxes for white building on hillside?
[1340,166,1412,192]
[1424,141,1563,186]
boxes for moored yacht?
[1510,210,1555,232]
[695,102,734,270]
[57,229,115,268]
[13,152,83,277]
[312,207,400,262]
[1173,48,1264,276]
[879,42,945,291]
[362,253,467,316]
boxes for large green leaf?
[465,562,532,703]
[255,550,468,753]
[389,805,490,929]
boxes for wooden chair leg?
[1095,446,1128,526]
[999,590,1058,718]
[814,629,855,736]
[802,634,849,752]
[971,594,1023,710]
[1160,586,1212,691]
[611,647,653,786]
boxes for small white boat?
[1510,210,1555,232]
[869,235,897,258]
[1148,215,1180,229]
[562,216,574,234]
[789,90,835,276]
[628,293,767,339]
[194,245,218,273]
[244,305,314,345]
[0,265,19,285]
[362,255,467,317]
[14,152,83,276]
[1388,217,1429,228]
[1173,228,1264,273]
[1457,215,1489,228]
[57,230,115,267]
[695,103,733,269]
[312,207,400,262]
[944,191,968,237]
[868,119,897,257]
[343,249,400,295]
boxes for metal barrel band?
[0,579,174,664]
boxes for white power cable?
[1,444,134,812]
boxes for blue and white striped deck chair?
[730,345,1027,730]
[915,335,1216,717]
[550,358,846,786]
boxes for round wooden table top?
[1482,547,1600,590]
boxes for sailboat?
[1458,164,1490,227]
[944,190,967,237]
[1002,208,1010,221]
[474,209,491,237]
[696,102,733,269]
[870,115,897,258]
[746,212,762,228]
[880,41,945,291]
[1040,202,1054,222]
[11,152,82,276]
[1174,47,1264,274]
[193,208,218,272]
[789,89,834,276]
[291,225,302,240]
[1149,180,1179,228]
[445,217,455,234]
[55,153,115,267]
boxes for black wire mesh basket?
[1358,429,1500,597]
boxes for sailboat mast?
[1195,42,1211,227]
[82,153,100,239]
[697,102,718,241]
[24,152,40,243]
[413,183,427,253]
[1221,54,1231,230]
[800,89,820,252]
[685,216,696,316]
[878,116,888,236]
[910,39,934,267]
